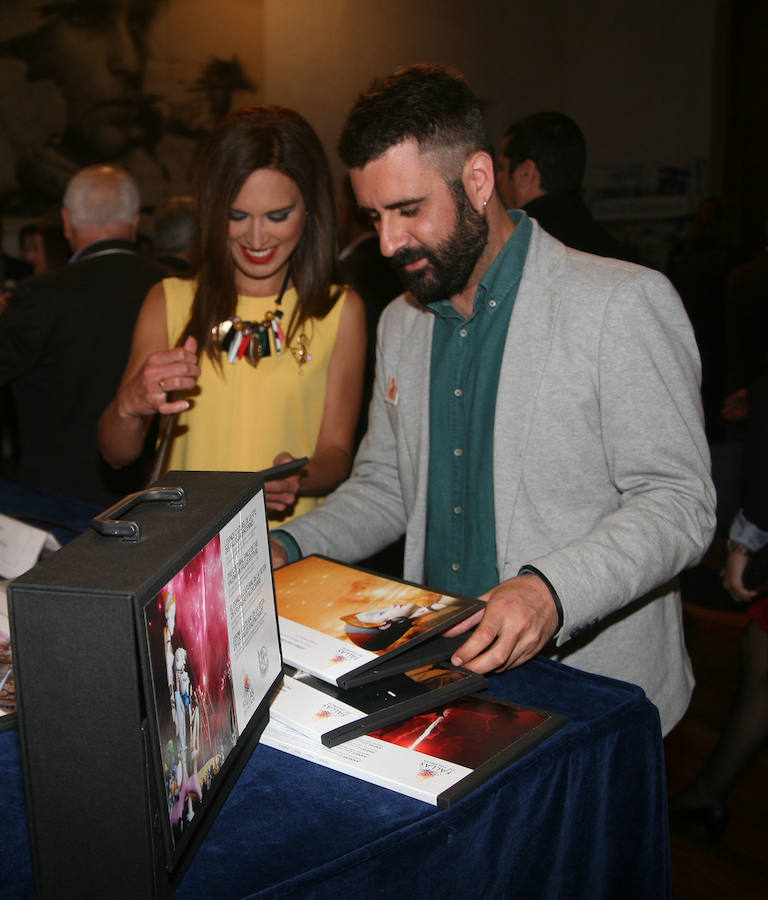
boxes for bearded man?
[271,64,715,736]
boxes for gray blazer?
[284,222,716,734]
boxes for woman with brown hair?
[99,106,366,521]
[19,218,72,274]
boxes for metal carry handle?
[90,486,186,542]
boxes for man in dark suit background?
[153,195,199,276]
[0,164,165,506]
[496,111,631,261]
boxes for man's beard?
[390,182,489,306]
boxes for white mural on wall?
[0,0,263,214]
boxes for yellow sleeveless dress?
[164,277,347,521]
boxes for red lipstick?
[240,245,278,265]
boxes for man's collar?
[70,237,136,264]
[475,209,531,299]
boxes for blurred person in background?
[153,195,199,275]
[19,218,72,274]
[0,164,166,504]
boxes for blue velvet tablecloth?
[0,476,102,547]
[0,656,669,899]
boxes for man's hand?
[269,536,289,569]
[722,548,759,603]
[445,573,559,673]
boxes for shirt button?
[459,328,468,338]
[451,562,461,572]
[454,388,463,398]
[453,505,463,515]
[453,448,463,457]
[489,299,497,308]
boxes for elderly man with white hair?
[0,165,165,505]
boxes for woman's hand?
[265,452,304,512]
[116,335,200,420]
[99,283,199,469]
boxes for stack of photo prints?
[265,556,566,808]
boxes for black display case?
[9,470,283,898]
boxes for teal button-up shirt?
[424,210,532,596]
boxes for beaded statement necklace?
[210,269,312,370]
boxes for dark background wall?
[2,0,764,263]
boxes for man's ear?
[518,159,542,193]
[61,207,73,243]
[462,150,496,212]
[508,158,545,208]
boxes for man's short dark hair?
[154,196,197,255]
[503,112,586,194]
[337,63,492,174]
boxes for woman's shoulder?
[163,276,198,308]
[163,277,198,345]
[317,283,354,321]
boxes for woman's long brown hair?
[181,106,341,362]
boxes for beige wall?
[263,0,718,185]
[0,0,719,228]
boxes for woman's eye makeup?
[229,206,296,223]
[229,206,294,223]
[267,206,294,223]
